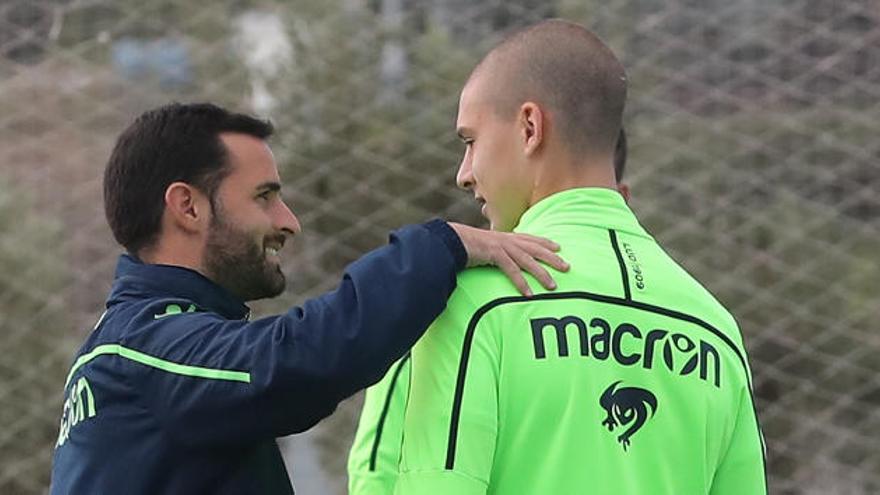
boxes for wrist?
[423,219,468,271]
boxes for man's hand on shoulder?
[448,222,569,296]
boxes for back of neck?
[530,155,618,206]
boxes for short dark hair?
[473,19,627,158]
[614,128,627,181]
[104,102,273,254]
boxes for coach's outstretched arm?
[130,220,564,447]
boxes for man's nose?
[277,201,302,236]
[456,157,474,191]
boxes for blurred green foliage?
[0,175,73,494]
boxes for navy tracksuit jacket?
[50,220,466,494]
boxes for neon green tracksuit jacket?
[349,188,766,495]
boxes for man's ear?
[519,102,544,156]
[164,182,210,234]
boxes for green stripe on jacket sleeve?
[65,344,251,387]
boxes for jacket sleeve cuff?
[422,219,467,271]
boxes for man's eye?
[257,191,273,201]
[463,139,475,147]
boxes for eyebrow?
[255,181,282,193]
[456,128,473,140]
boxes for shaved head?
[469,19,627,159]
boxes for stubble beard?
[203,207,286,302]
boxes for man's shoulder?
[623,238,745,348]
[450,267,523,312]
[91,297,228,357]
[457,265,516,292]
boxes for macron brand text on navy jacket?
[50,220,466,494]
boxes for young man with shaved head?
[348,127,631,495]
[350,20,766,495]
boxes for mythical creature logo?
[599,381,658,451]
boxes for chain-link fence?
[1,0,878,493]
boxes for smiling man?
[49,103,568,494]
[386,20,766,495]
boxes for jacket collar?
[515,187,651,239]
[107,254,250,320]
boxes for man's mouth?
[475,196,487,215]
[264,236,286,260]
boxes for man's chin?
[241,283,285,302]
[260,271,287,300]
[234,269,286,302]
[488,217,514,232]
[483,209,495,231]
[484,210,513,232]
